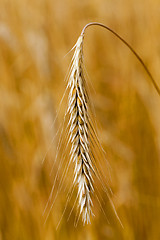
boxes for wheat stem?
[81,22,160,96]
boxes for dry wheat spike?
[44,22,160,227]
[66,23,160,225]
[65,22,160,225]
[67,35,95,224]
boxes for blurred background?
[0,0,160,239]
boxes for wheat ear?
[67,22,160,225]
[54,22,160,227]
[67,35,95,224]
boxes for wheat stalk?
[66,23,160,225]
[44,22,160,227]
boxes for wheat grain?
[67,35,95,224]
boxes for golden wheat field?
[0,0,160,239]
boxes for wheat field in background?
[0,0,160,239]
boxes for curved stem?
[81,22,160,96]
